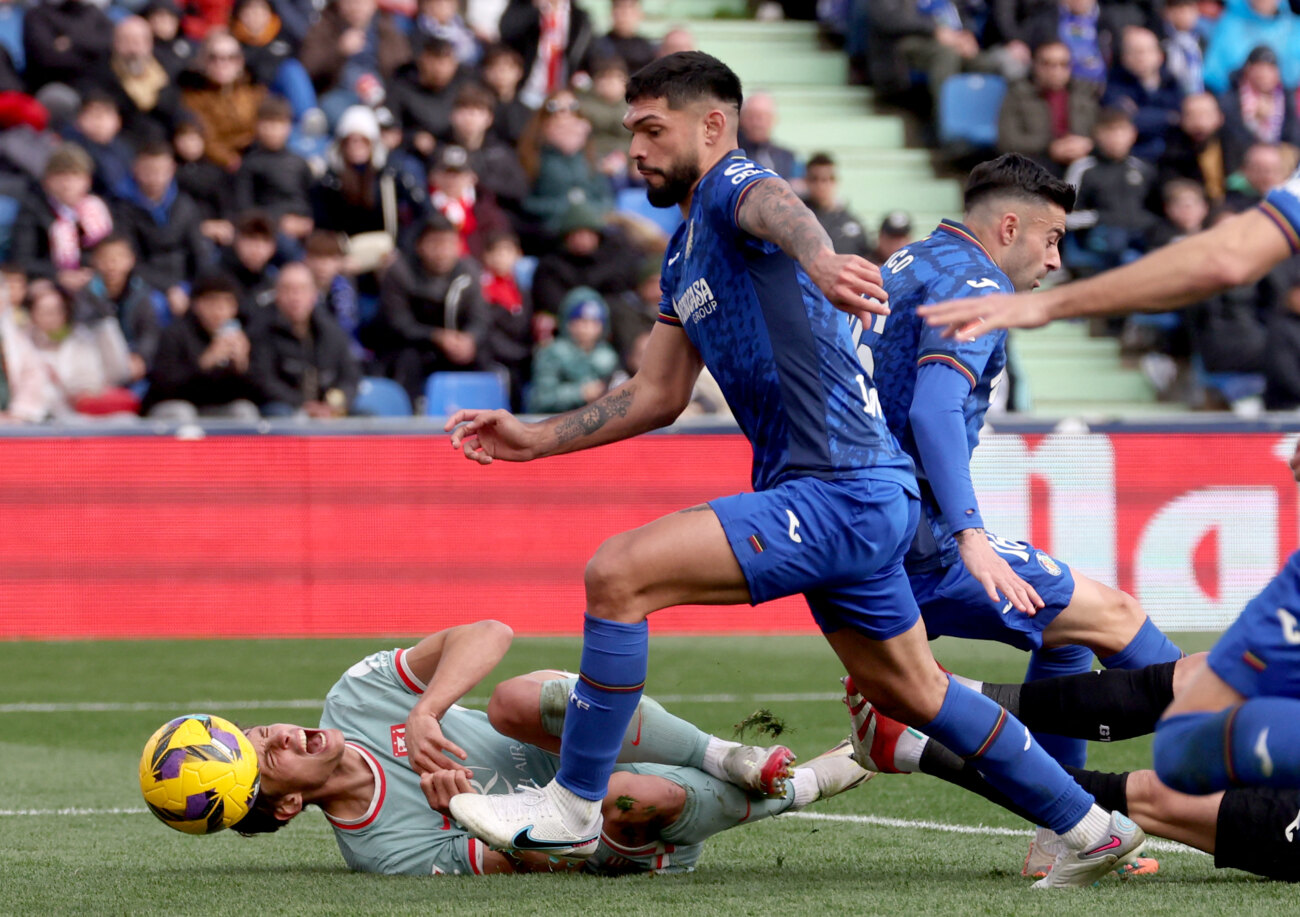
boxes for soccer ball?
[139,714,261,835]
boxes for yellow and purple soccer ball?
[139,714,260,835]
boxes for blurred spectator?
[12,144,113,285]
[250,261,359,417]
[606,254,659,368]
[303,228,363,357]
[231,0,294,86]
[113,141,209,315]
[65,91,135,202]
[235,96,315,239]
[427,144,511,259]
[865,0,990,102]
[299,0,411,121]
[585,0,654,76]
[182,0,235,41]
[1264,256,1300,409]
[448,83,530,219]
[143,0,195,80]
[527,285,618,413]
[311,105,426,271]
[1147,177,1210,249]
[519,87,612,230]
[1161,0,1207,95]
[173,119,235,244]
[217,210,278,311]
[374,105,426,192]
[478,229,532,410]
[1188,207,1269,386]
[375,213,487,399]
[1021,0,1142,87]
[1220,45,1300,172]
[499,0,595,109]
[1100,26,1184,161]
[388,36,470,159]
[579,55,630,166]
[739,91,802,185]
[0,0,24,76]
[1063,108,1156,274]
[179,30,266,171]
[531,199,636,317]
[1,263,25,311]
[1157,90,1227,201]
[481,43,531,148]
[1203,0,1296,94]
[655,26,695,58]
[413,0,479,66]
[86,233,163,380]
[997,39,1098,173]
[871,210,914,264]
[1223,139,1289,210]
[4,278,137,421]
[143,271,261,420]
[22,0,113,94]
[109,15,182,147]
[803,152,870,258]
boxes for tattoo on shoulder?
[736,178,833,265]
[554,386,635,446]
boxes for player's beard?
[641,152,701,208]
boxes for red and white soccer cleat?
[843,676,914,774]
[720,743,798,797]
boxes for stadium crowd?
[821,0,1300,412]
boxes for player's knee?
[584,536,647,620]
[1172,652,1209,698]
[1059,586,1146,656]
[1122,768,1164,824]
[486,677,542,741]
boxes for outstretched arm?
[919,207,1294,340]
[446,322,703,463]
[735,176,890,322]
[402,621,514,775]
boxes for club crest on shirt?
[390,724,408,757]
[1035,552,1062,577]
[674,276,718,326]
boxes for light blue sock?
[1025,644,1094,769]
[555,614,648,801]
[1100,617,1183,670]
[924,677,1095,834]
[1155,699,1300,794]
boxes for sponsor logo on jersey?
[1036,552,1062,576]
[390,724,407,757]
[673,276,718,326]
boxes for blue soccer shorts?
[908,533,1077,652]
[709,476,922,641]
[1207,550,1300,700]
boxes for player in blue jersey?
[859,154,1183,777]
[443,52,1146,886]
[919,167,1300,799]
[222,621,872,876]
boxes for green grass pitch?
[2,632,1297,916]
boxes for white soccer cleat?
[1023,826,1066,879]
[1032,812,1146,889]
[720,743,797,797]
[791,738,874,809]
[448,785,600,860]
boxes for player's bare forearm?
[735,177,836,268]
[406,621,514,717]
[533,381,654,457]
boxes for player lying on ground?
[917,169,1300,799]
[228,621,870,876]
[846,654,1300,882]
[860,152,1182,770]
[445,50,1144,888]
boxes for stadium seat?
[1191,354,1265,410]
[0,195,19,261]
[352,376,412,417]
[937,74,1007,150]
[424,371,509,417]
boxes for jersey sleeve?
[699,155,782,252]
[656,258,681,327]
[915,274,1011,388]
[1260,166,1300,253]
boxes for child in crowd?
[173,120,234,245]
[304,229,364,359]
[235,96,314,240]
[527,286,619,413]
[479,230,531,410]
[88,233,164,381]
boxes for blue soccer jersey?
[656,149,915,494]
[861,220,1014,570]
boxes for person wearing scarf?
[10,144,112,284]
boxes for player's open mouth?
[301,729,328,754]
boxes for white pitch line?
[0,692,842,715]
[785,812,1205,856]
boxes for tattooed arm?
[734,176,891,320]
[445,323,703,464]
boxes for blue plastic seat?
[1192,354,1265,406]
[352,376,412,417]
[937,74,1007,149]
[424,371,509,417]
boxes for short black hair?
[231,798,291,837]
[190,271,241,301]
[625,51,742,112]
[806,151,835,170]
[963,153,1075,214]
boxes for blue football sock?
[555,614,649,801]
[924,677,1095,834]
[1100,616,1182,670]
[1155,699,1300,795]
[1025,644,1094,769]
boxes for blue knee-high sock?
[1154,699,1300,795]
[1024,644,1094,769]
[1100,617,1182,670]
[555,614,649,801]
[924,677,1095,834]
